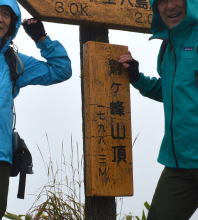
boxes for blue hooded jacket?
[0,0,72,164]
[133,0,198,168]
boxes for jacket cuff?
[131,73,145,88]
[36,36,51,49]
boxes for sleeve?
[15,36,72,89]
[131,73,163,102]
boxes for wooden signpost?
[17,0,152,218]
[17,0,151,33]
[83,41,133,196]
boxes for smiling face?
[158,0,186,29]
[0,6,11,38]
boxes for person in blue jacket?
[119,0,198,219]
[0,0,72,218]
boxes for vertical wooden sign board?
[83,41,133,196]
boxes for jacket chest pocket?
[178,48,197,85]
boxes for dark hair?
[5,7,17,38]
[1,6,17,46]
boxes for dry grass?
[4,134,147,219]
[25,135,84,219]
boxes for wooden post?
[80,25,116,220]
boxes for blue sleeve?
[15,36,72,88]
[132,73,163,102]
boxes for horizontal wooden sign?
[18,0,152,33]
[83,41,133,196]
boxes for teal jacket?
[133,0,198,168]
[0,0,72,164]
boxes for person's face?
[0,6,11,38]
[158,0,186,29]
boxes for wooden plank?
[83,41,133,196]
[17,0,152,33]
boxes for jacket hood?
[149,0,198,39]
[0,0,21,51]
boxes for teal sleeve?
[132,73,162,102]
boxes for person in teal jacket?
[0,0,72,218]
[119,0,198,219]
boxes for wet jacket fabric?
[133,0,198,168]
[0,0,72,164]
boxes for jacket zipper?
[169,39,179,168]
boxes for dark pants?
[147,167,198,220]
[0,162,10,219]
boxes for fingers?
[118,51,134,68]
[22,18,39,25]
[22,18,46,42]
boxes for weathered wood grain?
[17,0,152,33]
[83,41,133,196]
